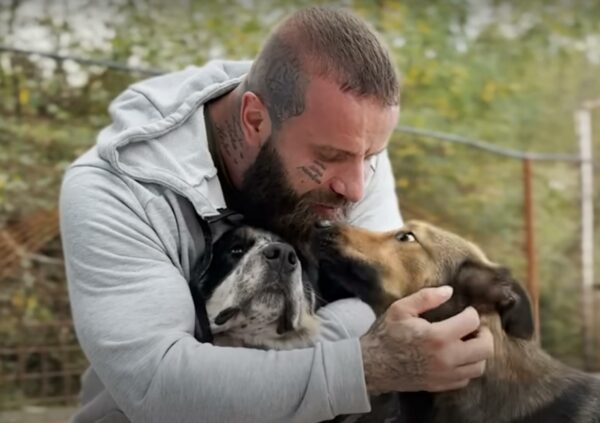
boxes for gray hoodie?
[60,60,403,423]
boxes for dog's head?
[196,226,318,349]
[315,220,534,340]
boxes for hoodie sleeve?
[60,166,371,423]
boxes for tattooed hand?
[360,286,494,395]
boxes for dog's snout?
[263,243,298,273]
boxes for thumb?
[388,286,453,320]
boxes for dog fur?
[315,220,600,423]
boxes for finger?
[424,360,485,388]
[388,286,453,320]
[453,360,486,381]
[453,326,494,365]
[430,306,480,341]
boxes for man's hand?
[360,286,494,395]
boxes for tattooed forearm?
[361,316,428,394]
[360,313,434,395]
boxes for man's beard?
[236,139,350,244]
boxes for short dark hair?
[245,6,399,129]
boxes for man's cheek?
[296,159,328,186]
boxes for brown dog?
[315,220,600,423]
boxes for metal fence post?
[522,158,540,340]
[575,104,597,370]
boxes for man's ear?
[240,91,272,148]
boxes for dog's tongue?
[276,296,297,335]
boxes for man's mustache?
[299,189,350,209]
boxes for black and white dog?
[191,225,319,350]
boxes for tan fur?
[335,221,495,298]
[332,220,600,423]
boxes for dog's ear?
[454,261,535,339]
[422,261,535,340]
[498,278,535,340]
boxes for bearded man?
[60,6,493,423]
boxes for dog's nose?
[263,243,298,273]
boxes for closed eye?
[315,146,353,163]
[396,231,417,243]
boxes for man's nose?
[330,160,365,203]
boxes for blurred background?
[0,0,598,421]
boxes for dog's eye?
[230,246,245,257]
[396,231,417,243]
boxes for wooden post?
[575,108,595,370]
[523,158,540,340]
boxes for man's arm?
[360,287,493,394]
[60,166,370,423]
[316,298,376,341]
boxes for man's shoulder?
[62,146,163,211]
[68,146,113,174]
[62,146,219,228]
[64,147,134,194]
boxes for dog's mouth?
[209,283,318,348]
[211,289,301,333]
[259,244,311,335]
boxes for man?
[60,6,493,423]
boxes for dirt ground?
[0,406,75,423]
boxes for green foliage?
[0,0,599,371]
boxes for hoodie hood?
[96,60,252,217]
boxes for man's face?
[239,137,342,243]
[240,77,399,242]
